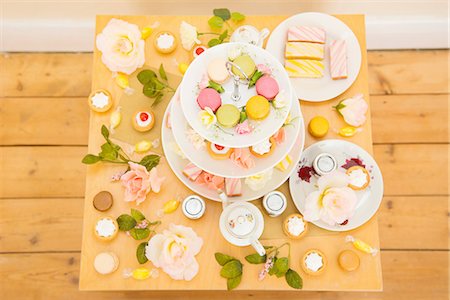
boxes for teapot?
[230,25,270,48]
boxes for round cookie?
[88,89,112,113]
[206,141,233,160]
[256,75,279,100]
[207,58,229,83]
[94,217,119,241]
[154,31,177,54]
[132,110,155,132]
[93,191,113,212]
[197,88,222,112]
[232,55,256,79]
[308,116,329,138]
[216,104,240,128]
[94,252,119,275]
[338,250,360,272]
[246,95,270,120]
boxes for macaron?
[207,58,229,83]
[197,88,222,112]
[308,116,329,138]
[338,250,360,272]
[232,55,256,79]
[94,252,119,275]
[256,75,279,100]
[216,104,240,128]
[93,191,113,212]
[246,95,270,120]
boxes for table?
[79,14,382,291]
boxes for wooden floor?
[0,50,448,299]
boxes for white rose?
[96,18,145,75]
[335,94,368,127]
[273,90,288,109]
[245,168,273,191]
[180,21,201,50]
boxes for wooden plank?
[0,144,446,199]
[0,97,90,145]
[1,94,447,146]
[0,251,447,299]
[1,51,448,98]
[0,196,446,253]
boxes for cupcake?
[154,31,177,54]
[88,89,112,113]
[206,142,233,160]
[132,110,155,132]
[250,137,276,158]
[346,166,370,190]
[94,217,118,241]
[283,213,308,239]
[301,249,327,275]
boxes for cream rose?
[180,21,201,50]
[96,18,145,75]
[145,224,203,281]
[198,107,217,129]
[334,94,368,127]
[245,168,273,191]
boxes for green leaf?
[227,274,242,290]
[208,38,221,47]
[245,253,267,264]
[159,64,168,81]
[151,93,164,107]
[208,16,224,29]
[143,81,158,98]
[215,252,235,266]
[285,269,303,289]
[131,208,146,222]
[129,228,150,240]
[248,70,264,88]
[268,257,278,276]
[219,30,228,42]
[220,260,243,279]
[213,8,231,21]
[333,101,346,112]
[81,154,101,164]
[117,214,137,231]
[137,69,156,84]
[101,125,110,139]
[274,257,289,277]
[139,154,160,171]
[207,80,225,93]
[231,12,245,22]
[136,242,148,264]
[99,142,118,160]
[153,78,166,90]
[239,111,247,123]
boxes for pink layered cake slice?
[287,26,326,44]
[182,162,203,181]
[329,40,348,80]
[225,178,242,197]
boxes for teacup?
[230,25,270,48]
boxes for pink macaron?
[197,88,222,112]
[256,75,279,100]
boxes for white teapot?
[230,25,270,48]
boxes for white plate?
[266,12,361,102]
[289,140,383,231]
[162,102,305,202]
[179,42,293,148]
[171,89,302,178]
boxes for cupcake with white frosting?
[301,249,327,276]
[94,217,118,241]
[283,213,308,240]
[346,166,370,190]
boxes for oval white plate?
[171,89,302,178]
[180,42,293,148]
[266,12,361,102]
[289,139,383,231]
[162,102,305,202]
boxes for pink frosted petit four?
[287,26,326,44]
[225,178,242,197]
[182,162,203,181]
[329,40,348,80]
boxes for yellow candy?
[135,140,152,153]
[132,268,151,280]
[115,73,129,89]
[178,63,189,74]
[109,107,122,129]
[163,199,180,214]
[339,126,358,137]
[308,116,329,138]
[345,235,378,256]
[141,27,153,39]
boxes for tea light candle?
[182,195,206,219]
[262,191,287,217]
[312,153,337,176]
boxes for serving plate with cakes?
[179,42,293,148]
[266,12,362,102]
[170,88,303,178]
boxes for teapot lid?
[225,204,257,237]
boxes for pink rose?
[335,94,368,127]
[120,162,165,205]
[303,171,358,226]
[257,63,271,74]
[235,120,252,135]
[146,224,203,281]
[272,127,285,145]
[194,171,224,190]
[198,74,209,90]
[230,148,255,169]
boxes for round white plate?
[162,102,305,202]
[266,12,361,102]
[289,140,383,231]
[171,89,302,178]
[180,42,293,148]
